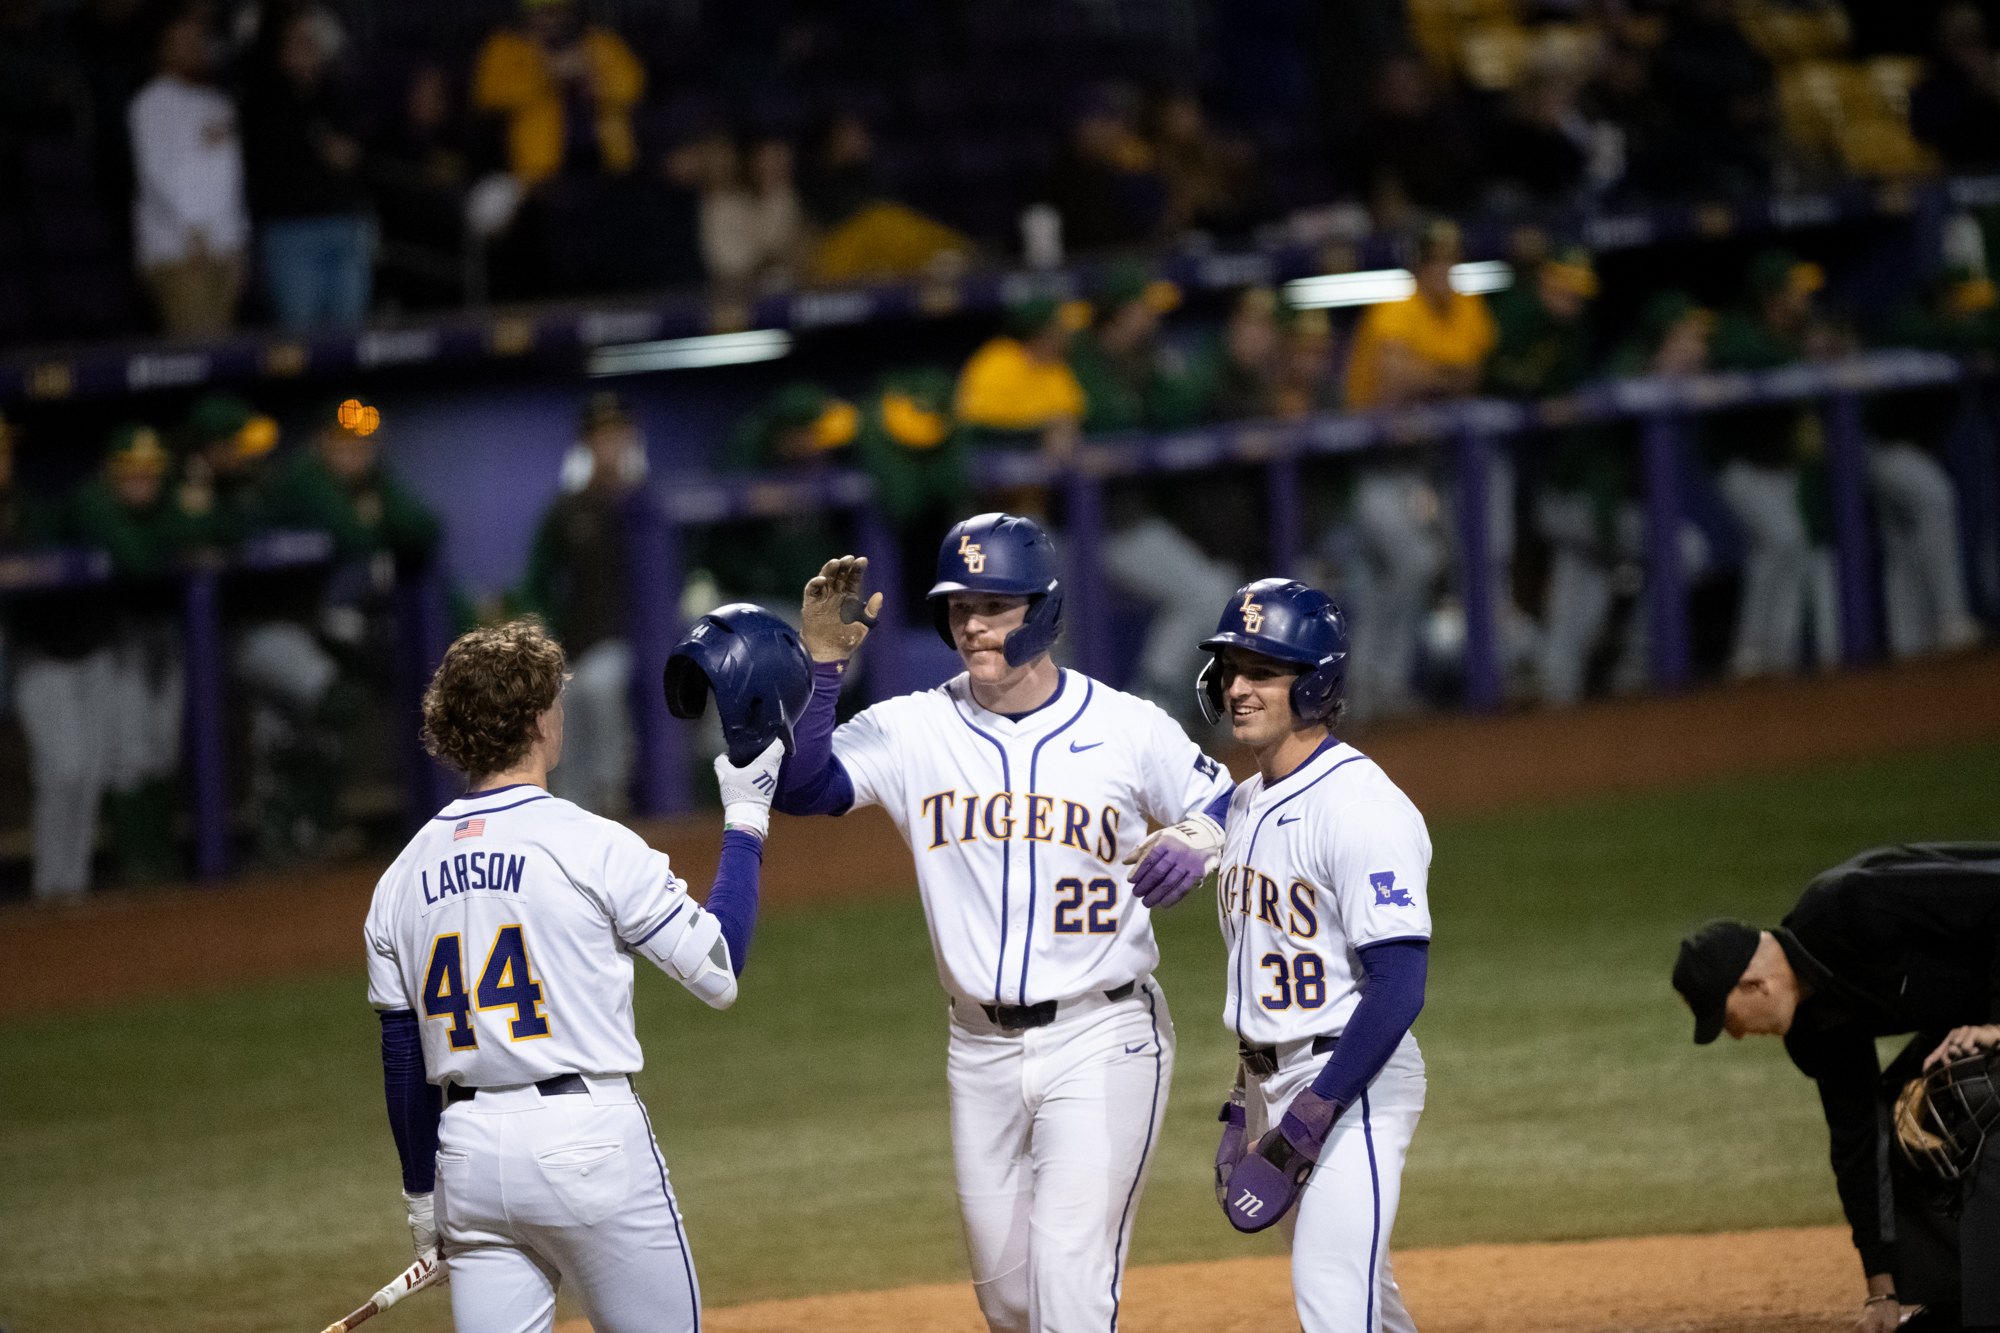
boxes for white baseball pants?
[549,638,633,816]
[1101,516,1241,717]
[1246,1032,1426,1333]
[948,978,1175,1333]
[435,1074,701,1333]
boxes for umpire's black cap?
[1672,921,1762,1045]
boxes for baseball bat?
[315,1255,445,1333]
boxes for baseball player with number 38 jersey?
[775,515,1233,1333]
[1200,579,1432,1333]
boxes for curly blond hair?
[421,619,567,778]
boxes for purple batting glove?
[1131,840,1207,909]
[1222,1089,1347,1234]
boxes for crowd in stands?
[0,393,438,896]
[5,0,2000,343]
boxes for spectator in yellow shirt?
[954,298,1092,459]
[1345,219,1497,410]
[1340,221,1527,719]
[472,0,644,187]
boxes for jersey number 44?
[424,924,552,1049]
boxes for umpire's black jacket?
[1776,844,2000,1277]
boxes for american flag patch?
[454,818,485,840]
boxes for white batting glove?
[1121,814,1225,874]
[715,738,786,839]
[404,1190,447,1282]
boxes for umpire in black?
[1673,844,2000,1333]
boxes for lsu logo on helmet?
[1371,871,1413,907]
[1239,592,1264,634]
[959,535,986,573]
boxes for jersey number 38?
[424,924,552,1049]
[1260,951,1326,1010]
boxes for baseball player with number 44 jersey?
[1201,579,1432,1333]
[774,514,1233,1333]
[362,614,807,1333]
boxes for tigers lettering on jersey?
[1216,740,1432,1046]
[920,791,1121,863]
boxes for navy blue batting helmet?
[664,603,812,766]
[927,512,1064,667]
[1196,579,1349,726]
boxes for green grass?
[4,741,1997,1332]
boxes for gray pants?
[1348,468,1448,718]
[18,630,183,898]
[551,638,632,816]
[1719,461,1810,678]
[1102,515,1240,721]
[17,649,116,898]
[1871,442,1980,657]
[1536,493,1710,706]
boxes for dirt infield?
[8,647,1998,1018]
[544,1226,1858,1333]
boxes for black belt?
[445,1072,588,1105]
[1238,1034,1337,1078]
[981,981,1136,1031]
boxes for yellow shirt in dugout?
[472,28,646,186]
[1344,289,1498,410]
[954,337,1088,430]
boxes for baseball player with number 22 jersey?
[775,514,1233,1333]
[1200,579,1432,1333]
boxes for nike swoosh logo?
[1277,815,1300,826]
[1124,1043,1148,1054]
[1070,740,1103,753]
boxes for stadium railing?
[630,349,1999,815]
[6,173,1998,408]
[0,529,462,880]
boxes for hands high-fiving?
[802,556,882,663]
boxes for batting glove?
[1222,1088,1347,1234]
[1122,814,1224,909]
[715,738,786,839]
[404,1190,448,1282]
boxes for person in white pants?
[774,518,1234,1333]
[1102,514,1242,720]
[363,618,793,1333]
[1870,441,1981,657]
[1345,465,1448,718]
[1197,579,1432,1333]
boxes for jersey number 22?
[424,924,551,1049]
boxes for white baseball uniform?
[1217,739,1432,1333]
[365,783,740,1333]
[831,668,1232,1333]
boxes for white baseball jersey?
[365,784,721,1087]
[1218,738,1432,1047]
[833,669,1232,1007]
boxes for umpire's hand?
[1924,1023,2000,1070]
[802,556,882,663]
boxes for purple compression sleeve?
[773,661,854,817]
[1308,939,1428,1107]
[1202,784,1234,826]
[703,829,763,977]
[380,1008,441,1194]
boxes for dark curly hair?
[421,619,567,778]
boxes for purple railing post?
[1823,391,1878,664]
[1063,468,1108,682]
[853,497,902,699]
[394,564,456,828]
[181,567,230,879]
[1266,451,1301,580]
[625,487,684,817]
[1641,412,1690,690]
[1455,427,1502,712]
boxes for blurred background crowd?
[0,0,1996,899]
